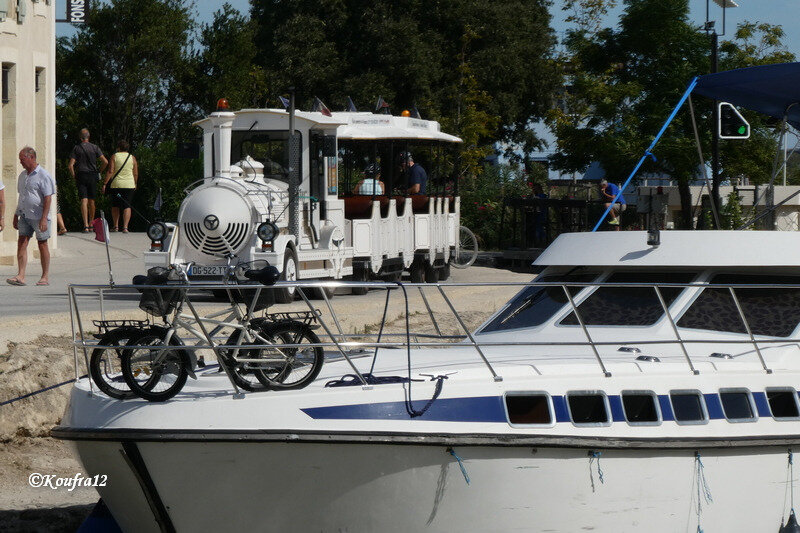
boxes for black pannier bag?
[134,267,185,317]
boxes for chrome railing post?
[562,285,611,377]
[69,286,79,382]
[728,287,772,374]
[653,285,698,375]
[319,284,345,339]
[71,285,93,393]
[436,285,502,381]
[296,286,370,387]
[418,286,443,338]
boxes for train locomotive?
[144,100,462,301]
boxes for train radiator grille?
[183,222,251,256]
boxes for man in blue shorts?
[599,178,626,230]
[7,147,56,286]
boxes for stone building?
[0,0,56,263]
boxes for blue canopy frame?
[592,62,800,231]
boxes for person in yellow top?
[102,140,139,232]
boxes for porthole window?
[505,393,553,426]
[670,391,708,425]
[566,392,610,426]
[766,388,800,420]
[719,389,756,422]
[621,391,661,425]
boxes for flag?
[312,97,332,117]
[346,96,358,112]
[92,217,109,243]
[278,95,290,109]
[153,188,163,212]
[375,96,391,114]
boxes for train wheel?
[275,249,298,304]
[410,261,425,283]
[439,262,451,281]
[351,267,369,295]
[424,262,439,283]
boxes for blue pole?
[592,77,699,232]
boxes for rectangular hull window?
[567,393,609,425]
[505,394,552,425]
[622,392,660,424]
[670,392,707,424]
[767,389,800,419]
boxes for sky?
[56,0,800,55]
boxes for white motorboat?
[55,229,800,532]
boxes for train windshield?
[231,131,298,182]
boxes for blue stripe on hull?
[303,393,756,423]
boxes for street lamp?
[705,0,739,227]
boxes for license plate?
[189,265,227,277]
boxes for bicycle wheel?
[121,330,190,402]
[219,328,274,392]
[253,321,325,390]
[89,327,141,400]
[451,225,478,269]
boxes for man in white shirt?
[7,146,55,286]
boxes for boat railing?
[67,280,794,395]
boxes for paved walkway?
[0,231,149,318]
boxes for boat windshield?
[559,271,697,327]
[677,274,800,337]
[478,270,598,333]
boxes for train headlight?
[257,221,278,242]
[147,222,167,242]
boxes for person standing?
[400,152,427,195]
[102,140,138,232]
[6,147,56,286]
[68,128,108,232]
[599,178,626,231]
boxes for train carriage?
[143,103,462,299]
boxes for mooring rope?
[0,375,88,407]
[589,450,604,491]
[695,451,713,533]
[448,447,470,485]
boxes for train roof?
[536,231,800,268]
[194,109,461,143]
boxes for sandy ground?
[0,266,531,530]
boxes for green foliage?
[460,163,546,249]
[720,190,745,230]
[550,0,795,228]
[250,0,558,166]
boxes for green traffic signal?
[737,125,746,135]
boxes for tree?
[549,0,710,228]
[57,0,198,230]
[550,1,796,229]
[249,0,558,167]
[186,3,269,112]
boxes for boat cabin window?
[621,391,660,424]
[504,393,553,426]
[676,274,800,337]
[719,389,756,422]
[479,271,597,333]
[566,392,610,426]
[669,391,708,424]
[230,130,296,181]
[766,388,800,419]
[560,272,696,327]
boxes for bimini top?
[332,112,462,143]
[693,62,800,129]
[536,231,800,267]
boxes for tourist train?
[143,101,463,301]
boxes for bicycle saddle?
[244,265,280,285]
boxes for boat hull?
[72,437,794,532]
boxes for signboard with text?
[66,0,88,23]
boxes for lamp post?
[705,0,738,227]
